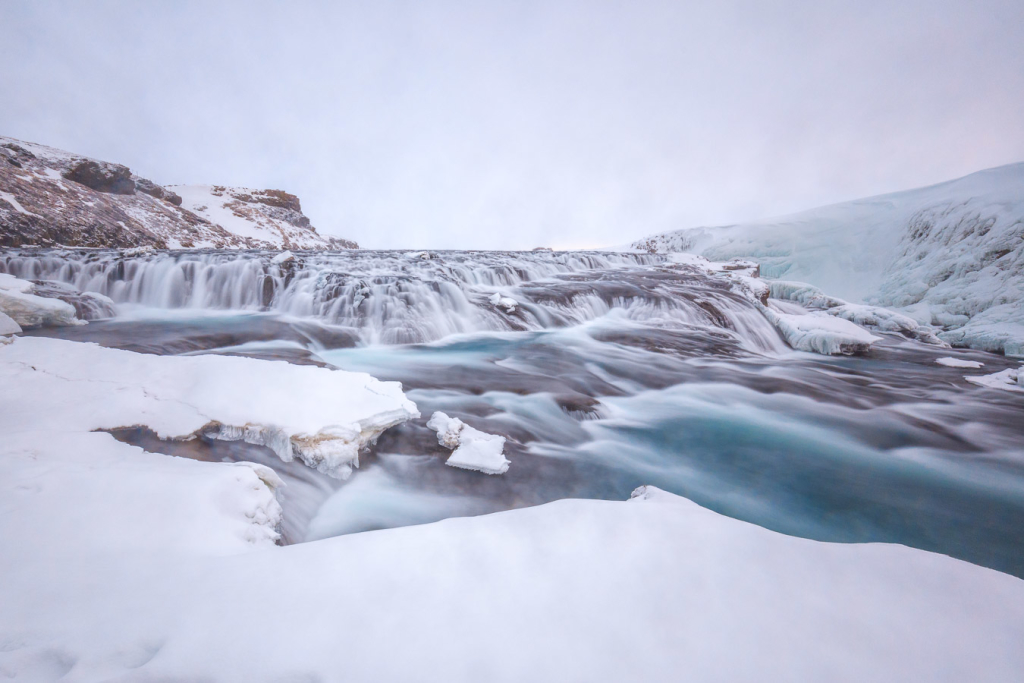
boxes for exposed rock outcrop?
[0,135,358,250]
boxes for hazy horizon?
[3,0,1023,249]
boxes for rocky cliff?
[0,136,357,250]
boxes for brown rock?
[62,160,136,195]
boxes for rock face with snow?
[170,185,356,250]
[0,135,358,250]
[629,163,1024,355]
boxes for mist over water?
[7,248,1024,577]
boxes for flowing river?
[4,248,1023,577]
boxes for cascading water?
[0,249,787,350]
[6,248,1024,578]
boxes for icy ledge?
[0,336,419,478]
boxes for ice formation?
[935,357,984,369]
[489,292,518,313]
[630,162,1024,355]
[427,411,510,475]
[0,272,80,328]
[0,336,419,478]
[964,366,1023,393]
[759,305,881,355]
[768,280,948,346]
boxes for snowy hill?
[628,164,1024,355]
[0,136,357,250]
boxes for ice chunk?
[964,367,1023,393]
[760,305,881,355]
[427,411,510,475]
[935,357,984,369]
[489,292,518,313]
[271,250,296,265]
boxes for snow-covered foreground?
[2,332,1023,680]
[2,461,1022,682]
[629,163,1024,355]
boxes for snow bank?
[935,357,984,369]
[630,163,1024,354]
[427,411,510,474]
[0,336,419,478]
[1,485,1022,681]
[760,305,881,355]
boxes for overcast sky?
[2,1,1022,249]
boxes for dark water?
[7,249,1024,577]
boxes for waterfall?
[0,249,787,351]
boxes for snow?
[0,189,39,217]
[0,336,419,478]
[630,163,1024,354]
[1,478,1022,681]
[271,250,296,265]
[489,291,518,313]
[760,306,882,355]
[964,366,1023,393]
[427,410,511,474]
[0,310,20,336]
[935,357,985,369]
[122,245,156,256]
[0,272,34,293]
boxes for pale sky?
[2,0,1022,249]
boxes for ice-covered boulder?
[427,411,510,475]
[0,274,80,328]
[29,280,117,320]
